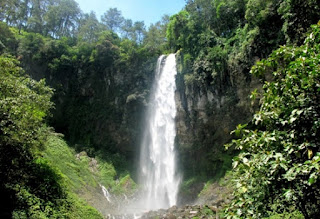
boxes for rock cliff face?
[174,52,262,180]
[20,40,158,172]
[51,56,157,165]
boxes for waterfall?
[139,54,180,210]
[100,184,112,203]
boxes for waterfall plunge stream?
[139,54,180,211]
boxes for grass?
[40,133,138,218]
[264,211,304,219]
[43,134,98,191]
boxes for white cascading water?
[100,184,112,203]
[139,54,180,210]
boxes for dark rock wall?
[174,52,262,179]
[21,46,158,175]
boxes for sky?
[74,0,186,27]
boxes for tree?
[119,19,146,44]
[0,22,18,54]
[90,31,120,70]
[120,18,133,39]
[185,0,215,29]
[0,0,20,25]
[26,0,56,33]
[78,11,103,43]
[144,15,170,52]
[0,54,53,161]
[0,55,56,217]
[167,10,198,54]
[225,22,320,218]
[132,21,146,44]
[213,0,246,36]
[101,8,124,33]
[45,0,81,38]
[278,0,320,44]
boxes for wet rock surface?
[106,199,229,219]
[140,204,219,219]
[105,175,233,219]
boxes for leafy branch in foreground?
[224,22,320,219]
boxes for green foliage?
[0,55,103,218]
[278,0,320,44]
[44,133,137,199]
[78,12,103,43]
[180,177,200,192]
[224,23,320,218]
[201,206,215,216]
[3,1,319,217]
[169,0,320,184]
[0,9,164,175]
[44,0,81,38]
[0,0,152,45]
[170,0,319,92]
[0,0,82,37]
[65,194,103,219]
[167,10,208,56]
[179,176,206,202]
[43,135,98,190]
[11,188,103,219]
[0,55,55,217]
[117,174,138,194]
[90,31,120,69]
[0,55,53,149]
[98,160,117,188]
[144,15,170,54]
[184,73,198,86]
[18,32,45,62]
[0,22,18,54]
[245,0,276,26]
[101,8,124,32]
[0,19,157,171]
[264,210,304,219]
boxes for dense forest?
[1,0,320,218]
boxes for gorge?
[1,0,320,218]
